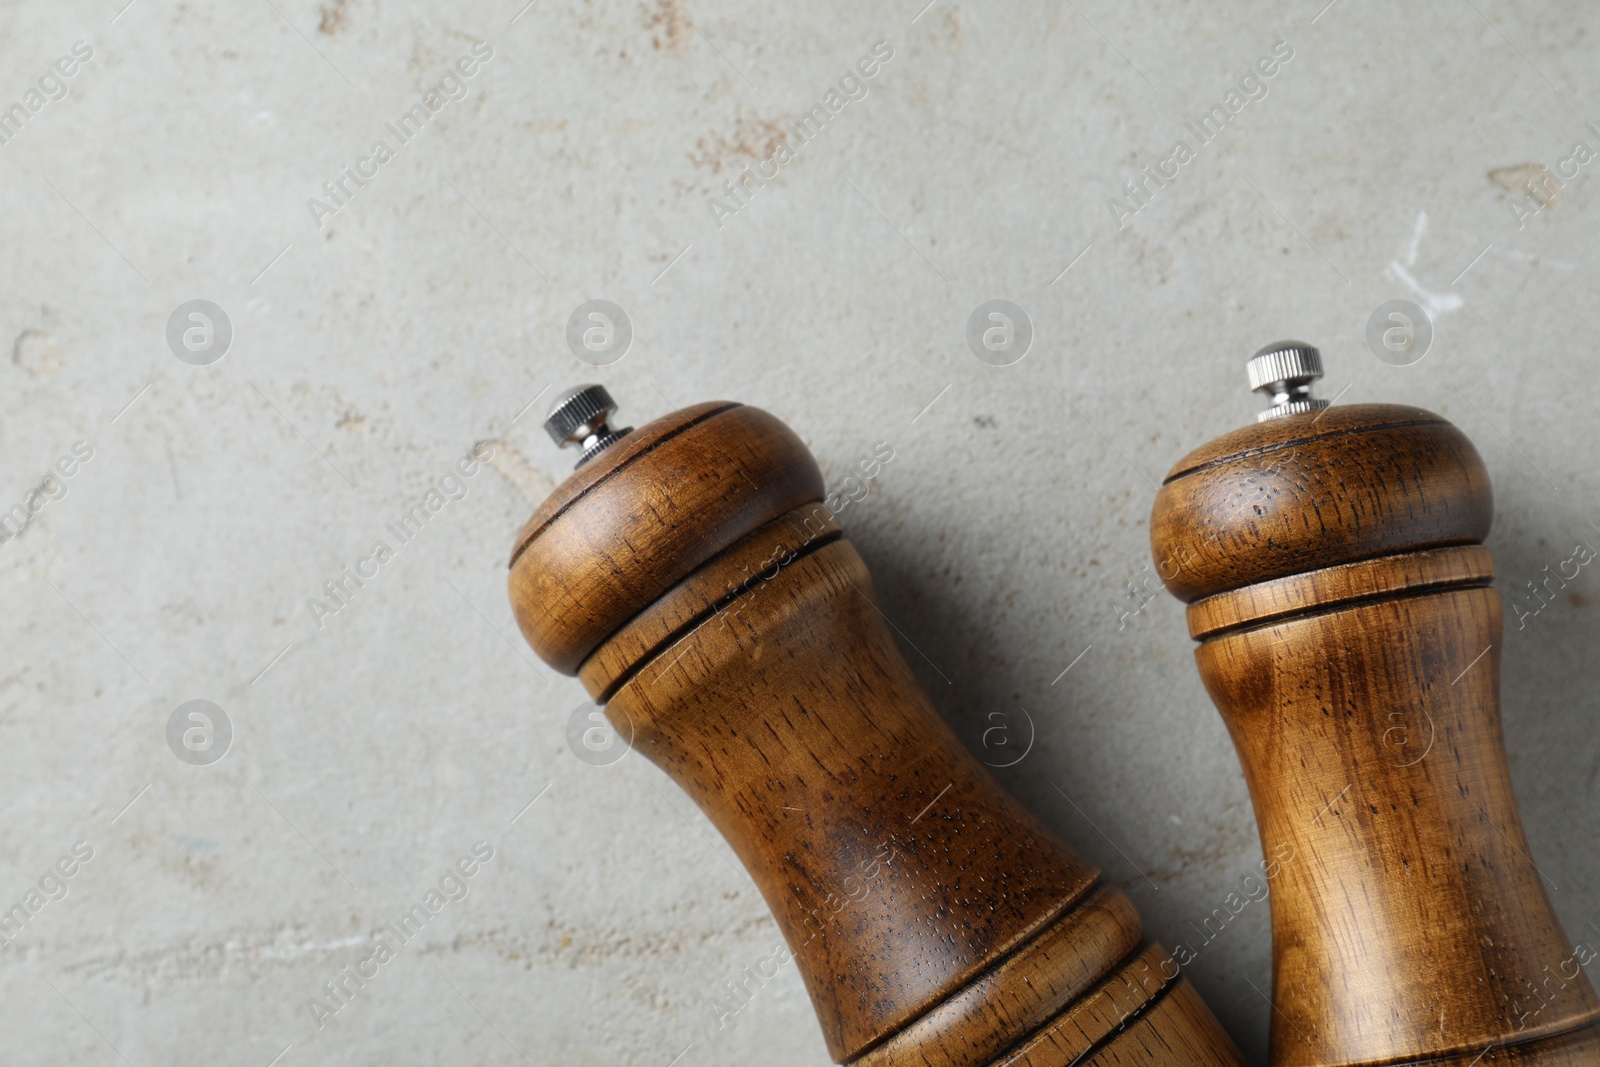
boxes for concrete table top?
[1,1,1596,1063]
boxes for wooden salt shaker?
[509,386,1245,1066]
[1149,344,1600,1065]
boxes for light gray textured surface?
[2,1,1598,1064]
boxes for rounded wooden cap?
[508,401,825,675]
[1149,403,1494,603]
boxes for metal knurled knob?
[1247,341,1330,422]
[544,384,633,468]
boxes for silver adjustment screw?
[544,384,633,468]
[1247,341,1331,422]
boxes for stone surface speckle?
[2,2,1598,1064]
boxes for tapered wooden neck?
[1151,403,1600,1066]
[511,401,1245,1066]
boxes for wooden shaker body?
[510,401,1245,1066]
[1151,403,1600,1066]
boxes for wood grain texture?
[851,886,1144,1067]
[608,539,1101,1059]
[511,402,1246,1066]
[1185,545,1494,640]
[1152,404,1598,1067]
[509,402,822,673]
[576,502,842,701]
[1151,404,1494,603]
[1001,964,1245,1067]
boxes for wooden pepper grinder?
[1149,344,1600,1066]
[509,386,1245,1067]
